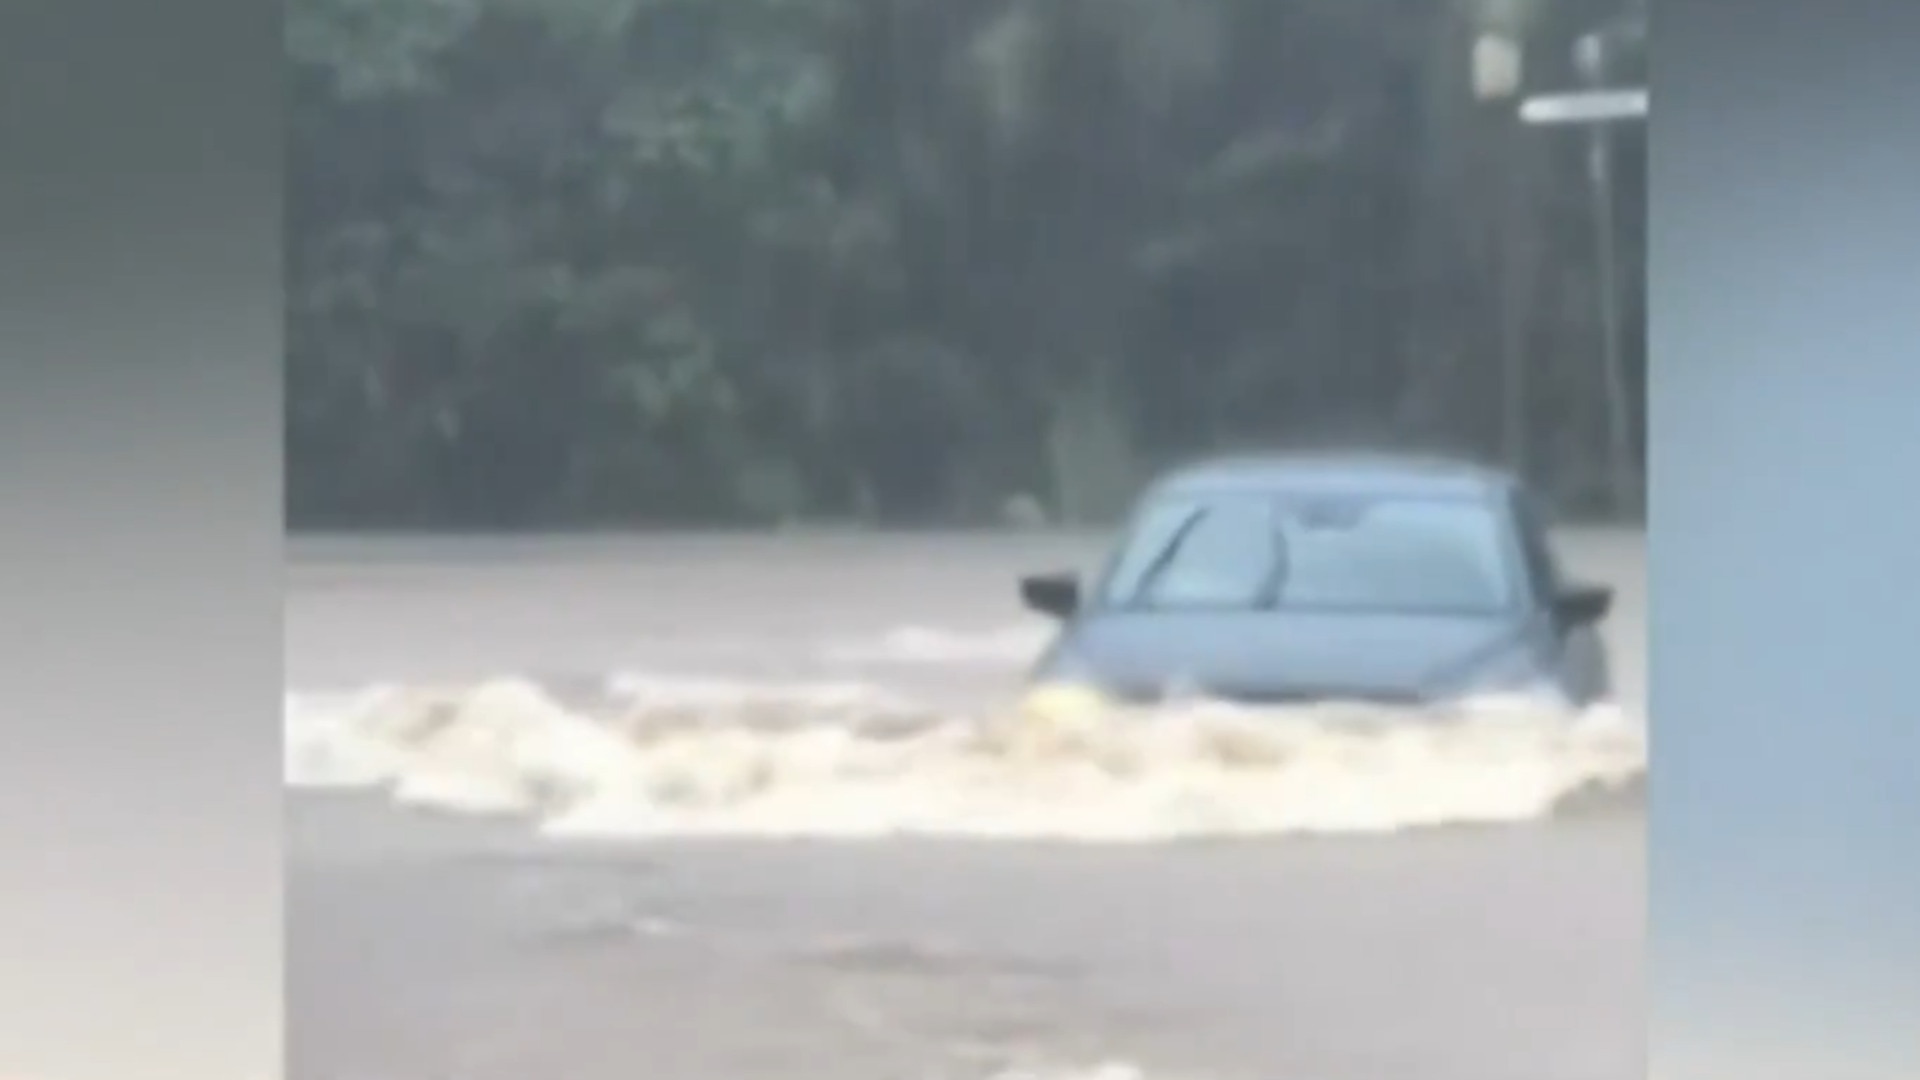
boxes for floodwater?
[286,527,1646,1080]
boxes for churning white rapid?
[284,624,1644,841]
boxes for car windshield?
[1100,491,1517,615]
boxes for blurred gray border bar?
[1653,0,1920,1074]
[0,0,281,1077]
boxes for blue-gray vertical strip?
[1653,0,1920,1074]
[0,0,282,1077]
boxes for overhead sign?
[1518,88,1649,126]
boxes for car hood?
[1039,610,1530,703]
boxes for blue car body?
[1018,453,1613,708]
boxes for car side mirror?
[1019,572,1081,620]
[1552,583,1612,628]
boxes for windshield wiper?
[1252,528,1292,609]
[1125,506,1208,607]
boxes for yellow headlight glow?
[1016,681,1114,725]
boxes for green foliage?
[286,0,1647,529]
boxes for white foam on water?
[817,623,1055,666]
[603,669,924,719]
[285,672,1645,841]
[985,1063,1150,1080]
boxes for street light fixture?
[1518,87,1646,125]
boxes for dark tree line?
[287,0,1646,529]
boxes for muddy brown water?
[287,527,1646,1080]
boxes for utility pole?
[1469,22,1531,481]
[1517,33,1647,516]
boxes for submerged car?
[1017,452,1612,711]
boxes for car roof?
[1145,451,1515,501]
